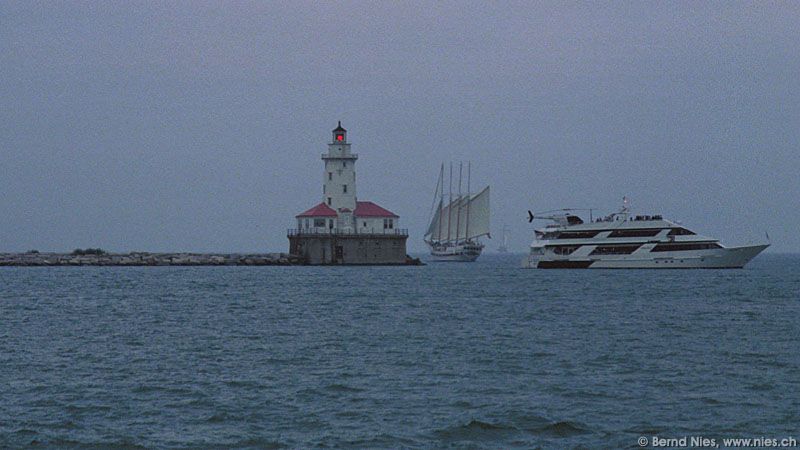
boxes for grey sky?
[1,1,798,253]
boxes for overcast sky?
[1,1,798,253]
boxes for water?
[1,254,799,449]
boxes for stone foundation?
[288,232,411,265]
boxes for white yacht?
[425,162,490,262]
[524,200,768,269]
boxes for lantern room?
[332,121,347,143]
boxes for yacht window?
[557,231,599,239]
[608,229,661,238]
[590,245,641,255]
[551,245,580,255]
[651,242,721,252]
[566,215,584,225]
[668,228,696,236]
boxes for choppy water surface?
[1,254,799,449]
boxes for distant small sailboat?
[498,226,508,253]
[424,162,490,262]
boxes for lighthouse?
[289,122,409,264]
[323,122,357,231]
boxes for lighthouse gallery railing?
[287,228,408,237]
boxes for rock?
[0,252,308,266]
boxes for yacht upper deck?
[533,210,715,244]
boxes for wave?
[748,382,774,391]
[64,404,112,414]
[205,411,231,423]
[434,416,592,444]
[530,420,590,437]
[223,379,264,389]
[29,438,148,449]
[226,438,287,449]
[130,385,195,395]
[434,419,518,441]
[342,434,419,448]
[624,425,665,436]
[323,383,365,393]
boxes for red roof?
[354,201,398,218]
[296,202,337,218]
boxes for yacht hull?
[525,244,768,269]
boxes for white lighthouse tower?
[290,122,409,264]
[323,122,357,231]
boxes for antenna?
[622,196,631,217]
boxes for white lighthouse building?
[324,122,357,222]
[289,122,409,264]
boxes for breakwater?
[0,252,305,266]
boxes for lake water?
[1,253,798,448]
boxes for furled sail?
[425,186,490,242]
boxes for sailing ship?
[424,162,490,262]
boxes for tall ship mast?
[424,162,490,262]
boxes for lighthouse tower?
[323,122,358,219]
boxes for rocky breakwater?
[0,252,306,266]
